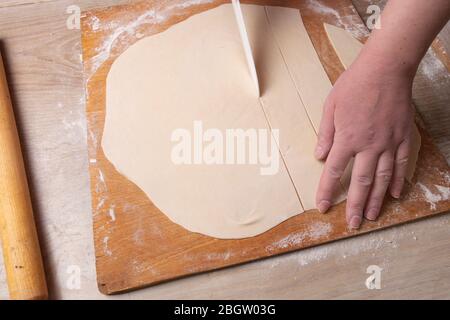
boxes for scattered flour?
[167,0,214,10]
[264,219,441,269]
[131,259,158,275]
[88,128,98,148]
[270,233,306,250]
[419,48,449,81]
[306,0,341,19]
[306,0,366,38]
[133,228,145,246]
[293,229,399,267]
[98,169,105,182]
[206,252,232,261]
[108,206,116,222]
[267,221,332,251]
[62,117,86,132]
[296,246,331,266]
[98,169,105,183]
[96,197,106,210]
[417,183,449,210]
[435,185,450,200]
[444,172,450,184]
[103,236,112,256]
[87,0,215,79]
[308,221,332,239]
[91,16,101,31]
[88,10,166,78]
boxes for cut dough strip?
[248,6,346,209]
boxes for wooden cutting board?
[81,0,450,294]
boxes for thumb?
[315,96,335,160]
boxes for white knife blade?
[231,0,260,97]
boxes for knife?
[231,0,260,97]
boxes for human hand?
[314,54,416,229]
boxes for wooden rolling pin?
[0,50,48,300]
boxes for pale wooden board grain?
[0,0,448,299]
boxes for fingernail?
[392,190,401,199]
[317,200,331,213]
[365,208,378,221]
[315,146,324,159]
[349,216,362,229]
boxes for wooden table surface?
[0,0,449,299]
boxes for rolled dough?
[103,4,304,239]
[103,5,419,239]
